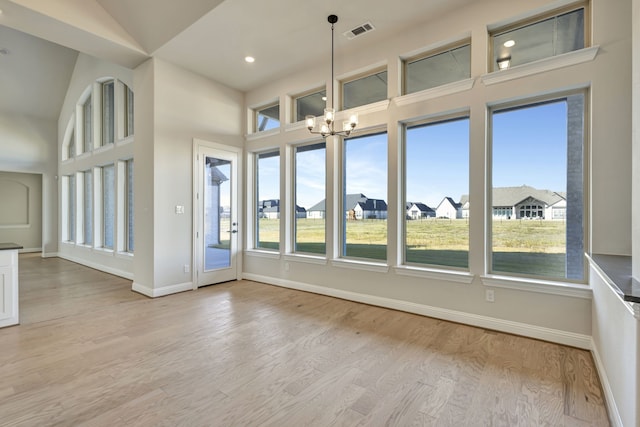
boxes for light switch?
[175,205,184,214]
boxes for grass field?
[255,217,567,277]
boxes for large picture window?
[126,159,134,252]
[343,132,387,261]
[405,117,469,268]
[490,94,585,280]
[256,150,280,250]
[294,142,326,255]
[67,175,76,242]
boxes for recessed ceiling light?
[503,40,515,48]
[245,56,255,63]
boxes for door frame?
[192,139,243,289]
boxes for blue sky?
[258,99,569,210]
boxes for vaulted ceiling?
[0,0,475,120]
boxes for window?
[490,94,585,281]
[67,128,76,160]
[67,175,76,242]
[255,103,280,132]
[294,142,326,255]
[124,84,134,137]
[491,7,585,71]
[102,80,115,146]
[342,70,388,110]
[83,95,93,153]
[102,164,115,249]
[256,150,280,250]
[405,117,469,268]
[126,159,134,252]
[83,169,93,245]
[405,44,471,94]
[343,132,387,261]
[293,89,326,123]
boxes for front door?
[195,142,240,287]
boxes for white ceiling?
[0,0,476,120]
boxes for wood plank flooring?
[1,254,610,426]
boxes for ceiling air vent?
[343,22,375,40]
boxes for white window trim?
[394,265,474,284]
[481,274,591,299]
[284,253,328,265]
[331,258,389,273]
[394,78,475,107]
[481,46,599,86]
[245,249,282,260]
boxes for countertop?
[0,242,23,251]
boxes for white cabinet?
[0,247,20,328]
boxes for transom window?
[342,69,387,110]
[404,43,471,94]
[255,102,280,132]
[491,6,586,71]
[293,89,326,123]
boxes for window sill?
[246,128,280,141]
[245,249,281,260]
[93,143,114,154]
[116,136,134,146]
[116,251,134,260]
[284,253,327,265]
[394,265,473,284]
[94,247,114,255]
[394,78,475,107]
[481,46,599,86]
[331,258,389,273]
[480,274,591,299]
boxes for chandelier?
[306,15,358,138]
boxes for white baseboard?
[18,247,42,254]
[42,252,58,258]
[132,281,193,298]
[242,273,592,349]
[590,338,623,427]
[57,253,133,280]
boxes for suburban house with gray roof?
[436,197,463,219]
[307,194,387,220]
[459,185,566,220]
[406,202,435,219]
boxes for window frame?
[291,88,327,124]
[403,41,471,95]
[402,114,471,270]
[488,3,589,72]
[487,90,588,283]
[340,67,388,111]
[255,149,281,251]
[293,141,327,256]
[254,101,281,133]
[101,80,115,146]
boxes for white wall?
[0,171,42,251]
[241,0,631,345]
[0,112,57,255]
[57,53,135,277]
[633,0,640,279]
[132,58,244,295]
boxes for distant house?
[406,202,435,219]
[458,185,566,220]
[295,205,307,219]
[307,193,388,220]
[436,197,463,219]
[258,199,306,219]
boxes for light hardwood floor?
[1,254,609,426]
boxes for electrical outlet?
[183,264,190,273]
[485,289,495,302]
